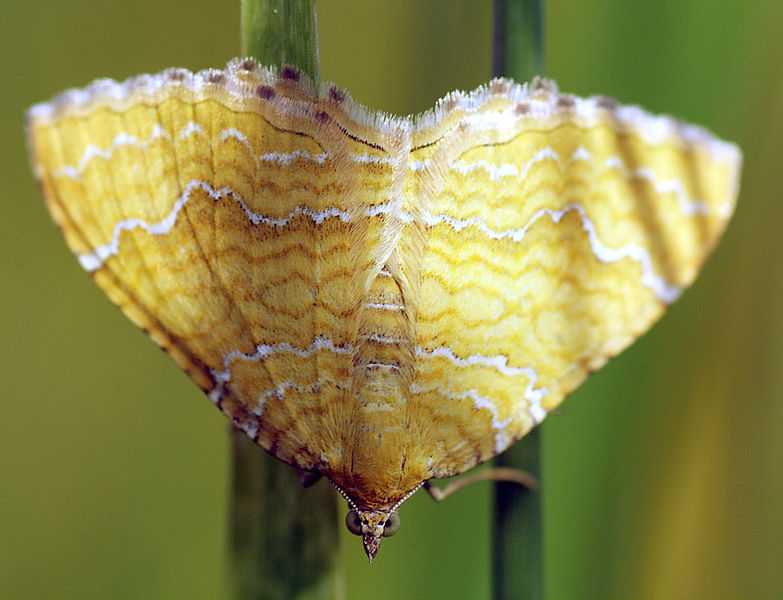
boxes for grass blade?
[491,2,546,598]
[229,3,341,599]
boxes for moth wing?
[409,79,740,477]
[26,62,388,471]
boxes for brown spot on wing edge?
[256,84,276,100]
[281,65,300,82]
[329,85,346,103]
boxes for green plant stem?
[492,0,545,82]
[491,2,546,600]
[241,0,320,85]
[229,3,340,599]
[493,428,543,600]
[229,430,342,600]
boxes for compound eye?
[345,510,363,536]
[382,512,401,537]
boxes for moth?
[27,58,740,561]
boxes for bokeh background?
[2,1,781,598]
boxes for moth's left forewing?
[409,78,740,478]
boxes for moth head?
[331,479,422,562]
[344,508,401,562]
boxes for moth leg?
[424,468,538,502]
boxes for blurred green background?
[2,1,781,598]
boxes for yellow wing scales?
[27,60,740,513]
[408,81,739,477]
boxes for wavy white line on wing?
[252,380,324,416]
[604,156,710,215]
[54,125,167,179]
[424,202,681,303]
[411,381,547,453]
[76,179,395,271]
[208,336,353,405]
[365,302,405,311]
[450,146,559,181]
[56,122,721,223]
[77,177,681,304]
[414,347,547,421]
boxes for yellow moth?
[27,58,740,561]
